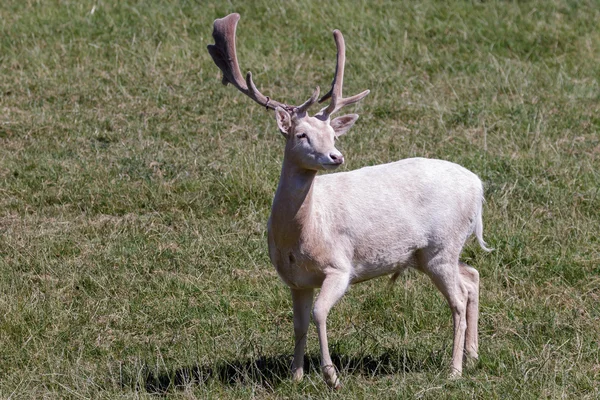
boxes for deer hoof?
[292,367,304,383]
[448,368,462,380]
[322,365,341,389]
[464,354,479,369]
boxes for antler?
[207,13,319,114]
[318,30,370,118]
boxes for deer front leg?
[291,288,314,382]
[313,272,350,389]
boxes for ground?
[0,0,599,398]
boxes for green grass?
[1,0,599,398]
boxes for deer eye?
[296,133,307,139]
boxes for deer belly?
[350,249,416,283]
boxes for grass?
[1,0,599,398]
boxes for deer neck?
[270,157,318,247]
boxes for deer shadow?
[140,348,445,394]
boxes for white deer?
[208,13,490,389]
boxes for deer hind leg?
[459,261,479,361]
[418,250,469,377]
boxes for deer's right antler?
[207,13,319,114]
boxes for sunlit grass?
[1,0,599,398]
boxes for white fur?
[267,109,489,388]
[206,14,488,387]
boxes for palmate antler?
[207,13,368,117]
[207,13,319,114]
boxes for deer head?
[207,13,370,171]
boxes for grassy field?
[1,0,599,398]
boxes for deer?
[208,13,490,389]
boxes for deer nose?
[329,152,344,165]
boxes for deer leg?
[420,253,468,378]
[313,272,350,389]
[459,261,479,361]
[290,288,314,382]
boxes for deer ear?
[275,107,292,136]
[331,114,359,137]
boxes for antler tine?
[295,86,320,115]
[318,30,370,117]
[207,13,289,111]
